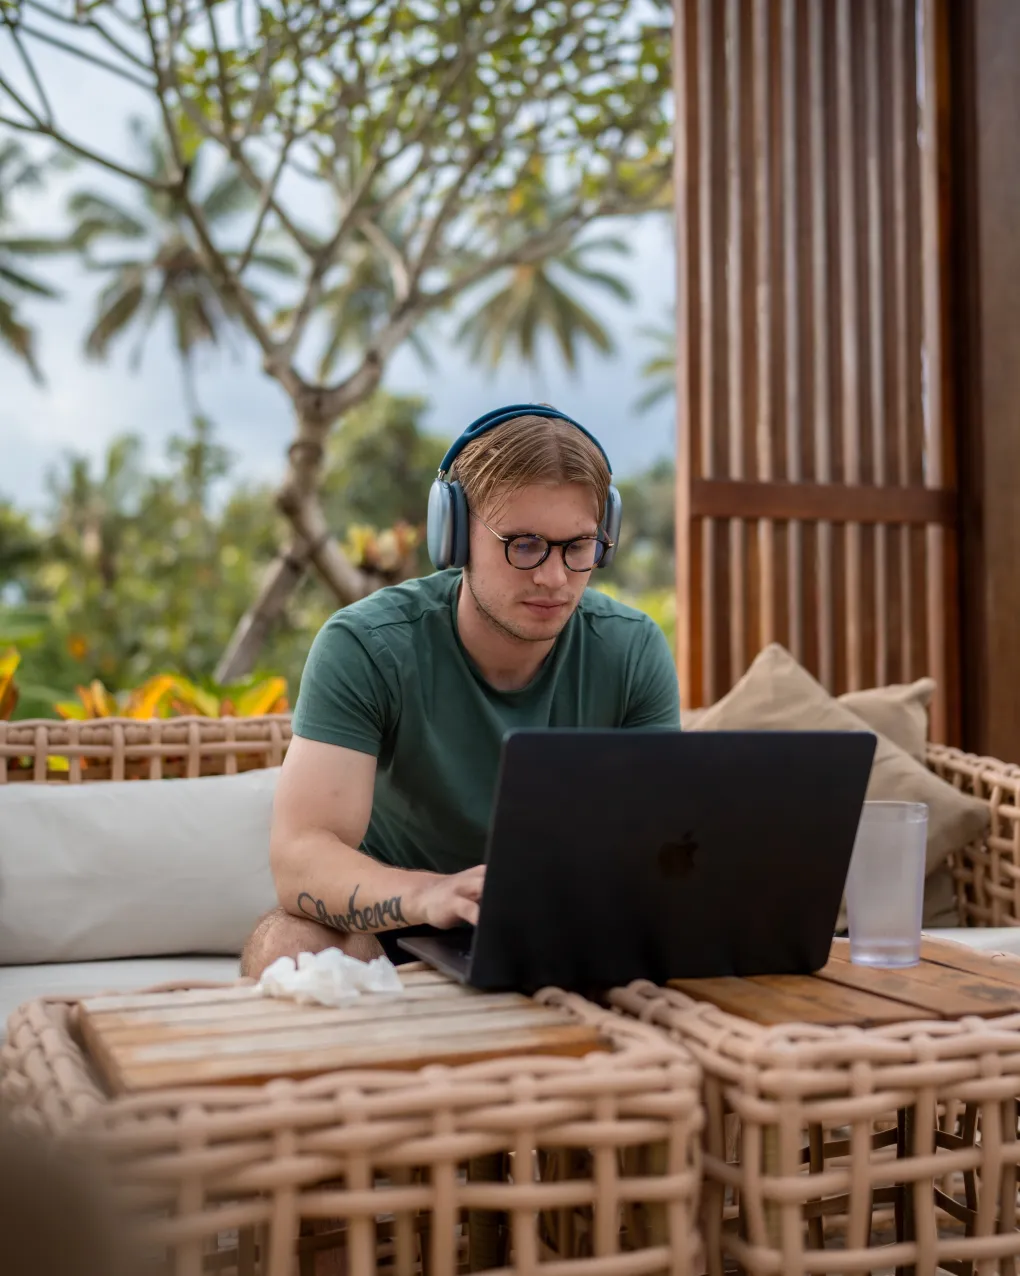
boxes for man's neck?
[456,580,555,692]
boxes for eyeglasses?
[473,515,612,572]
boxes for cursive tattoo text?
[297,885,407,934]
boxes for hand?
[413,865,486,929]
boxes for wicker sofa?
[1,715,1020,1037]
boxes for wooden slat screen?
[673,0,956,742]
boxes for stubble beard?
[464,569,575,644]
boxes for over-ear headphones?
[426,403,622,571]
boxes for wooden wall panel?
[673,0,958,742]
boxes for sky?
[0,21,677,516]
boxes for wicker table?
[609,937,1020,1276]
[0,968,704,1276]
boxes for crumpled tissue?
[257,947,404,1006]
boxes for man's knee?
[239,907,383,979]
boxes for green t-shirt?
[291,568,680,874]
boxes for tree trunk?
[213,540,311,684]
[215,409,381,680]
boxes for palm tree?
[633,314,676,413]
[456,231,634,373]
[68,118,292,419]
[0,140,65,382]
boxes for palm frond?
[200,169,254,223]
[0,261,59,299]
[556,262,634,303]
[632,381,675,413]
[84,271,147,359]
[0,295,41,381]
[67,191,148,246]
[0,234,72,257]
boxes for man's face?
[463,482,601,643]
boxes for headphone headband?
[437,403,613,476]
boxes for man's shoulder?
[322,570,457,645]
[577,585,661,639]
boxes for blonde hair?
[452,412,610,520]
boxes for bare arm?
[270,735,483,933]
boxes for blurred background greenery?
[1,392,677,718]
[0,1,677,720]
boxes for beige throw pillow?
[840,679,936,762]
[686,678,935,759]
[688,644,989,880]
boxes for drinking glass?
[845,801,928,968]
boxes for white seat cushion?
[923,927,1020,956]
[0,768,279,963]
[0,955,241,1042]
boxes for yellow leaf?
[166,677,220,718]
[74,684,95,716]
[46,755,70,772]
[55,701,88,720]
[234,677,288,718]
[0,648,19,720]
[124,674,178,720]
[90,680,117,717]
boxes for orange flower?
[66,634,89,661]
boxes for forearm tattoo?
[297,885,407,934]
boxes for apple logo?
[658,832,698,879]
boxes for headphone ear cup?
[427,478,455,570]
[448,479,470,568]
[597,484,623,569]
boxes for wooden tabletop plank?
[87,981,473,1031]
[88,992,537,1044]
[668,974,926,1026]
[812,954,1020,1019]
[918,937,1020,981]
[79,972,610,1095]
[112,1005,580,1066]
[78,967,452,1016]
[113,1022,609,1093]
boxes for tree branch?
[202,0,235,140]
[158,53,319,259]
[9,18,154,91]
[0,103,174,191]
[21,0,152,72]
[356,216,411,303]
[139,0,188,179]
[275,152,385,360]
[408,141,493,293]
[2,16,53,125]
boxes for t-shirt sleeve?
[620,619,682,729]
[290,615,393,756]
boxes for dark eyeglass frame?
[473,514,613,573]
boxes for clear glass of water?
[846,801,928,968]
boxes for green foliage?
[5,393,446,710]
[610,458,675,592]
[319,393,446,573]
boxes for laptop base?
[398,934,473,982]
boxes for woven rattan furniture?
[0,715,293,783]
[608,936,1020,1276]
[3,719,1018,929]
[0,976,703,1276]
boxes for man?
[241,405,680,978]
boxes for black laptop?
[399,728,877,995]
